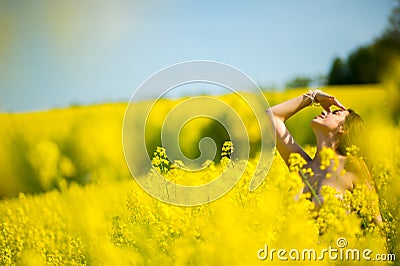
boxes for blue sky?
[0,0,396,112]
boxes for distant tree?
[328,58,348,84]
[383,0,400,124]
[382,0,400,42]
[286,76,312,88]
[347,46,378,84]
[327,1,400,85]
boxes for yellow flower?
[221,141,234,159]
[288,153,307,172]
[319,147,339,171]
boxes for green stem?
[299,171,322,206]
[161,164,169,200]
[236,185,244,208]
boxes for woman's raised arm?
[266,90,346,166]
[266,94,313,166]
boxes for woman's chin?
[310,119,323,130]
[311,118,319,124]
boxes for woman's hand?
[314,90,346,112]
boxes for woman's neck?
[313,133,341,163]
[316,137,337,152]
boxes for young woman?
[267,90,379,216]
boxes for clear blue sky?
[0,0,396,112]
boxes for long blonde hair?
[337,109,366,156]
[338,109,375,189]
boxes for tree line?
[286,0,400,88]
[328,0,400,85]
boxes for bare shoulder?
[342,170,359,187]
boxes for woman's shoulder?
[344,156,373,187]
[335,170,358,191]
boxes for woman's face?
[311,109,349,133]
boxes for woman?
[267,89,379,213]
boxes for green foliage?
[327,1,400,85]
[382,0,400,43]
